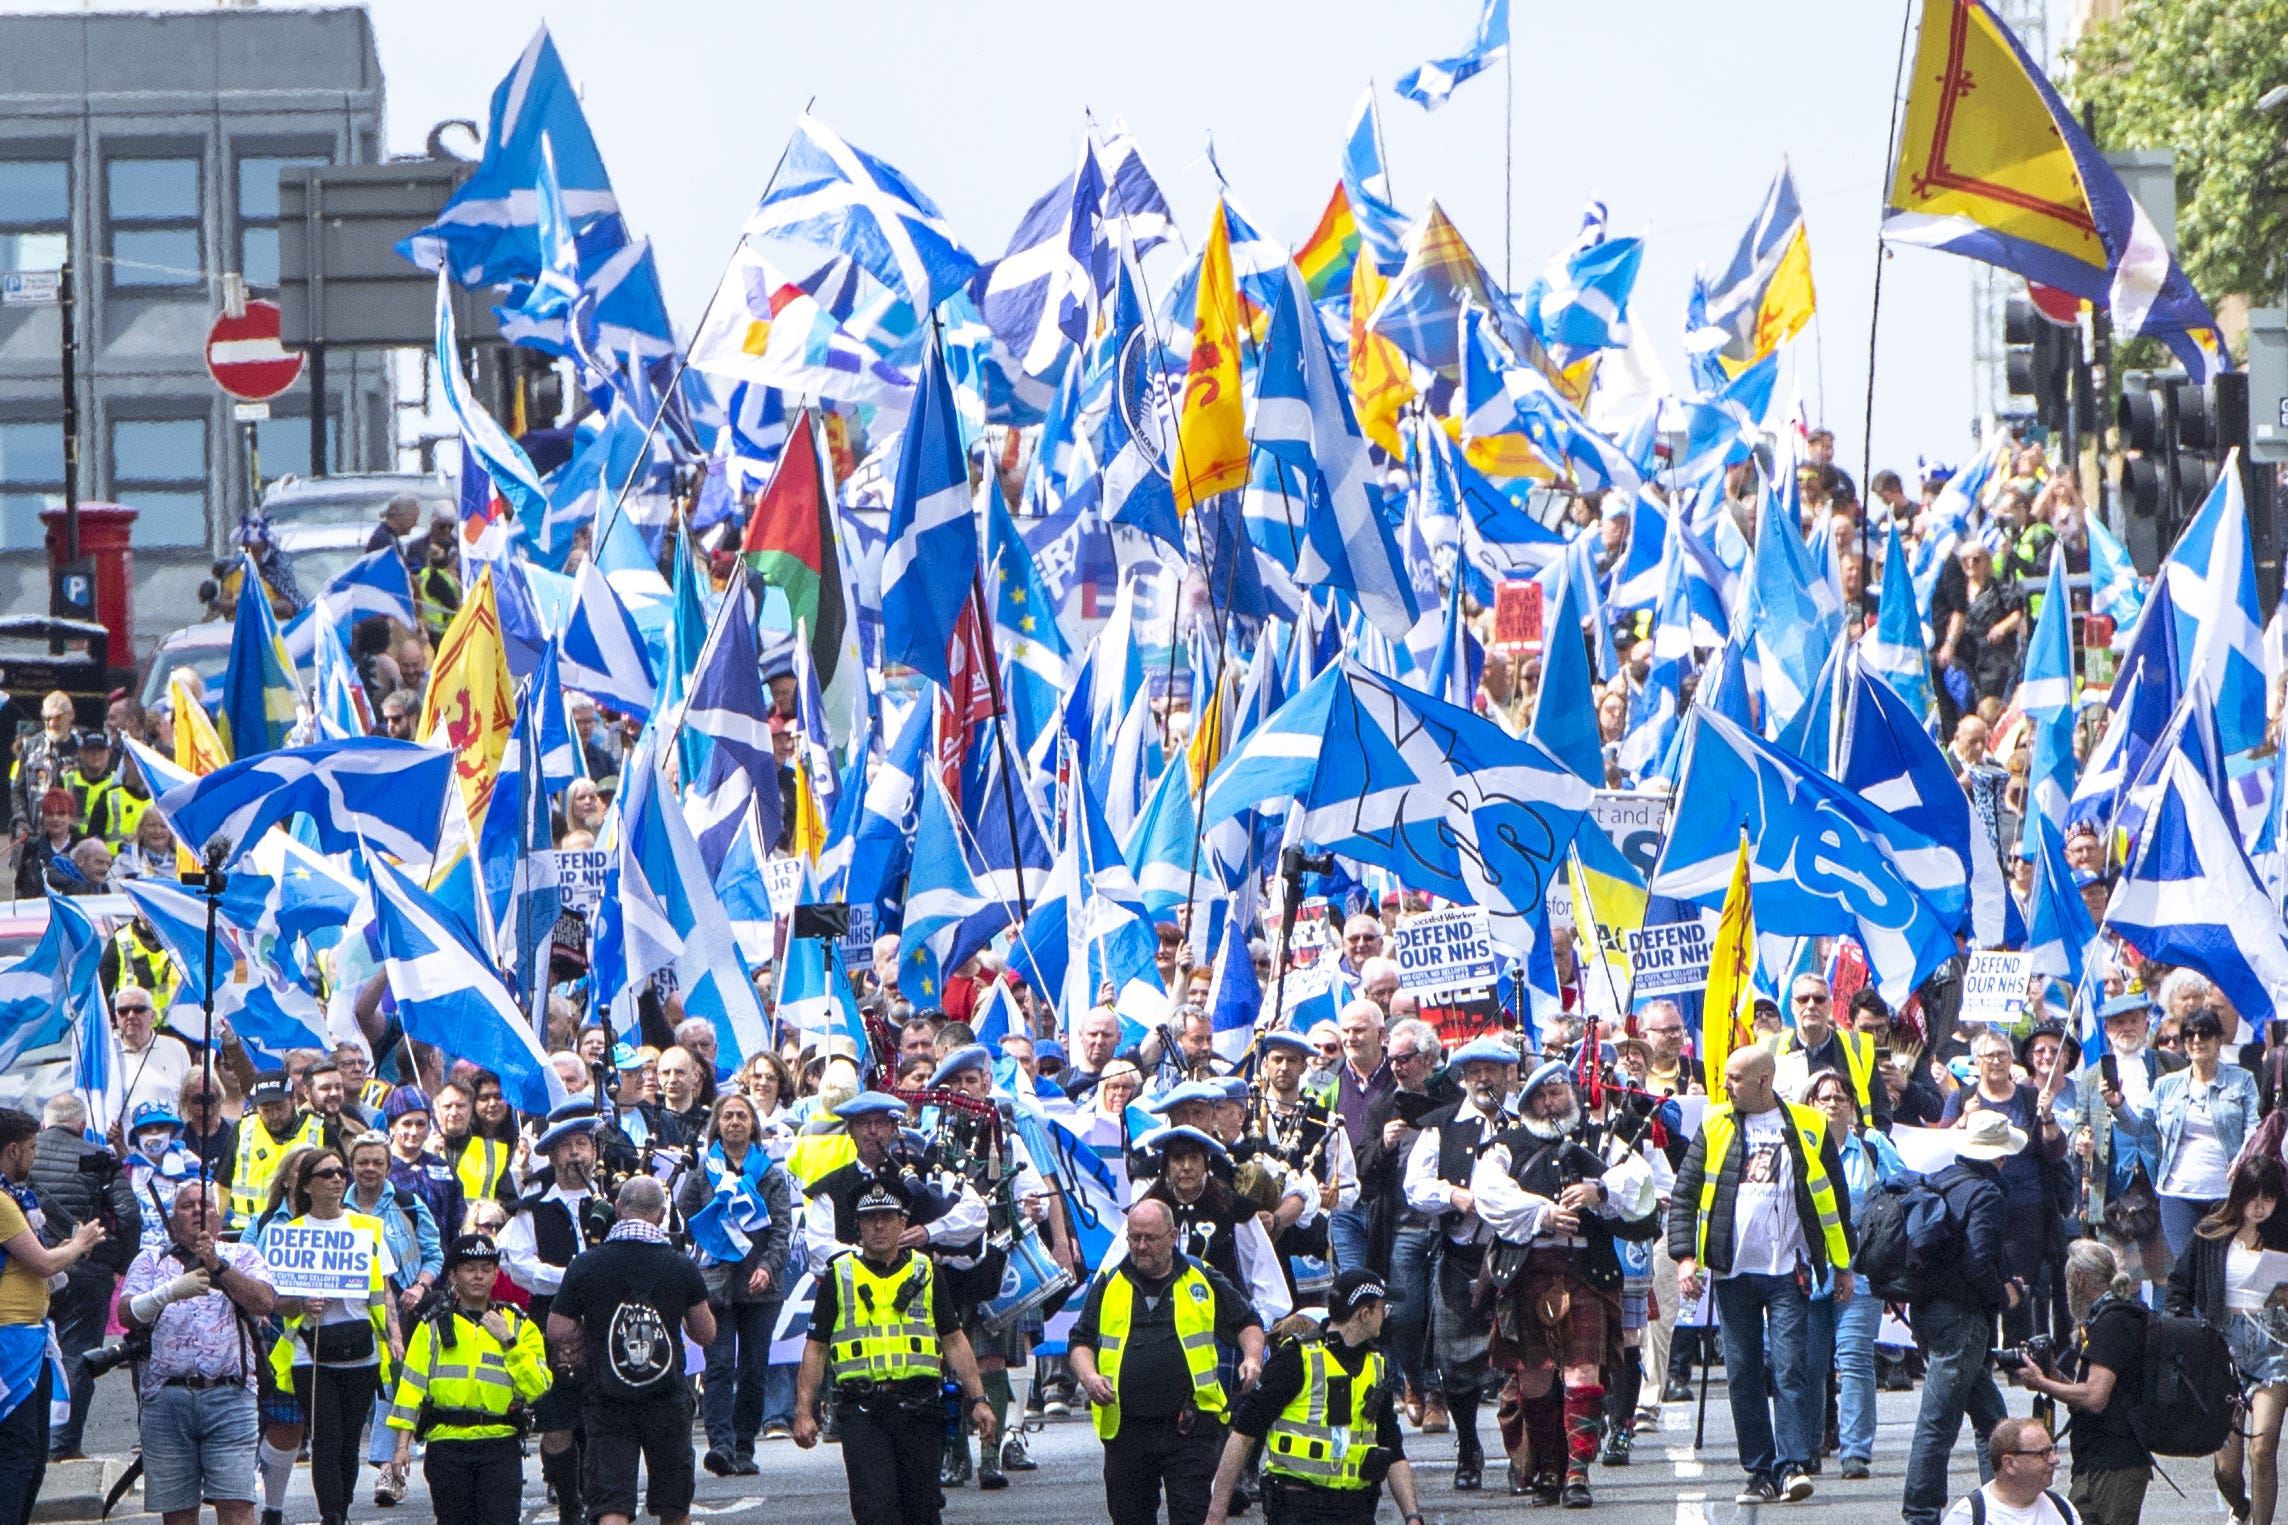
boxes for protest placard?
[260,1220,377,1299]
[553,848,609,911]
[1959,949,2032,1025]
[763,858,805,918]
[1624,919,1713,997]
[1590,791,1672,879]
[1391,906,1496,998]
[838,904,877,967]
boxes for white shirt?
[797,1164,989,1271]
[2162,1091,2234,1199]
[1725,1108,1810,1279]
[1403,1101,1501,1246]
[1940,1482,2078,1525]
[119,1035,191,1121]
[1470,1135,1656,1245]
[497,1182,592,1296]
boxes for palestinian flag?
[739,409,847,695]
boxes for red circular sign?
[204,299,306,401]
[2025,281,2081,328]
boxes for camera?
[83,1331,151,1378]
[1991,1334,2057,1374]
[76,1149,119,1182]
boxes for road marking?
[1664,1446,1705,1478]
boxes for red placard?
[1493,579,1543,651]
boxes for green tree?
[2071,0,2288,305]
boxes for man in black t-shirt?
[1068,1199,1264,1525]
[547,1178,715,1525]
[2008,1240,2149,1525]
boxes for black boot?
[541,1446,582,1525]
[1451,1390,1484,1491]
[1603,1363,1641,1462]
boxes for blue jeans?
[1327,1206,1374,1275]
[1902,1299,2008,1525]
[2159,1193,2218,1265]
[1714,1272,1817,1484]
[1808,1292,1883,1465]
[702,1301,777,1453]
[761,1362,796,1431]
[1384,1227,1437,1394]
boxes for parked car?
[260,470,456,595]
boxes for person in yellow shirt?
[0,1106,108,1525]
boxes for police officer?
[229,1072,326,1232]
[1204,1270,1425,1525]
[498,1102,614,1525]
[386,1235,551,1525]
[792,1183,995,1525]
[1068,1197,1265,1525]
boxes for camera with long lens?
[82,1333,149,1378]
[1991,1334,2057,1373]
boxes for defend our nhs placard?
[260,1221,377,1298]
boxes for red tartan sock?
[1564,1383,1607,1466]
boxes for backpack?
[1852,1169,1963,1303]
[2124,1301,2241,1457]
[1965,1486,2073,1525]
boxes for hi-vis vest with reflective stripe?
[385,1305,550,1442]
[1693,1101,1851,1273]
[230,1112,326,1227]
[1265,1341,1385,1491]
[1769,1028,1879,1126]
[1090,1262,1225,1440]
[827,1251,941,1385]
[451,1136,514,1207]
[787,1130,857,1190]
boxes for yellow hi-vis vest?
[111,923,180,1014]
[786,1129,857,1190]
[230,1112,326,1229]
[1769,1028,1880,1126]
[1264,1340,1386,1491]
[826,1250,941,1386]
[1693,1101,1852,1273]
[385,1304,551,1442]
[450,1136,515,1207]
[1089,1261,1226,1440]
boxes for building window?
[237,155,325,289]
[251,410,337,486]
[0,419,63,552]
[110,418,206,547]
[0,161,68,275]
[107,157,202,289]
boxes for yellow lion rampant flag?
[419,565,516,834]
[1172,201,1251,512]
[1700,835,1758,1091]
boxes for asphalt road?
[69,1372,2227,1524]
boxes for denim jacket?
[1839,1128,1905,1216]
[349,1181,442,1291]
[2123,1063,2260,1188]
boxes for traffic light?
[2116,369,2228,572]
[2003,293,2076,435]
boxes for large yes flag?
[1883,0,2226,378]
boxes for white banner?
[1960,950,2032,1025]
[1391,906,1496,999]
[260,1221,376,1299]
[1623,918,1714,997]
[553,848,609,911]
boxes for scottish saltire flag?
[899,771,1004,1006]
[1654,707,1965,1001]
[494,136,583,345]
[307,603,366,741]
[156,738,451,866]
[1096,242,1182,548]
[2106,741,2288,1027]
[1883,0,2226,378]
[842,698,932,918]
[2071,575,2183,835]
[0,893,102,1077]
[2161,456,2267,754]
[1531,235,1643,354]
[1094,117,1177,257]
[1340,89,1411,275]
[1532,555,1605,786]
[280,548,418,664]
[218,560,301,760]
[1199,659,1594,955]
[1686,165,1817,390]
[559,560,658,719]
[498,696,562,1011]
[1837,649,1988,941]
[1206,914,1262,1062]
[776,937,864,1047]
[1423,563,1480,711]
[1126,758,1197,918]
[1396,0,1510,109]
[978,142,1105,377]
[1860,518,1932,719]
[882,337,978,686]
[435,270,548,546]
[398,26,619,285]
[2019,548,2079,847]
[2024,812,2096,985]
[363,846,568,1116]
[683,589,783,875]
[534,397,650,573]
[1468,308,1642,497]
[687,1171,772,1267]
[2087,511,2146,641]
[1258,265,1419,640]
[746,113,979,314]
[1606,492,1667,613]
[1742,482,1841,737]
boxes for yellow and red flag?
[1348,254,1414,457]
[419,566,516,834]
[1172,200,1250,512]
[1699,835,1758,1091]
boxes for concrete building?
[0,5,394,657]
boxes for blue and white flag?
[435,269,549,546]
[881,336,978,686]
[1258,265,1418,641]
[899,770,1005,1007]
[977,142,1104,378]
[842,698,932,919]
[1395,0,1510,109]
[1094,118,1178,258]
[1530,235,1643,354]
[2105,741,2288,1028]
[686,1169,772,1267]
[308,603,367,741]
[745,113,979,315]
[364,846,568,1117]
[155,738,452,867]
[1741,480,1841,737]
[398,26,620,286]
[2024,812,2096,986]
[280,547,417,664]
[776,936,865,1048]
[1653,706,1965,1002]
[559,560,658,720]
[2086,510,2146,644]
[1480,316,1642,497]
[2018,548,2079,848]
[1125,758,1198,919]
[1859,518,1931,720]
[984,483,1072,794]
[1836,649,1988,941]
[1531,553,1604,786]
[2162,454,2267,755]
[1205,913,1262,1062]
[682,590,783,876]
[1340,89,1411,275]
[493,135,584,348]
[1095,239,1182,548]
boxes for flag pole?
[1860,0,1918,590]
[1504,46,1515,290]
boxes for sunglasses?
[115,1005,153,1016]
[307,1167,346,1181]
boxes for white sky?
[41,0,2091,483]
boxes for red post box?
[42,503,138,668]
